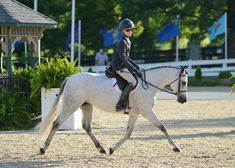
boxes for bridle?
[140,66,187,95]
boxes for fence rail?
[82,58,235,76]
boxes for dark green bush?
[195,67,202,80]
[0,88,34,130]
[188,76,234,86]
[218,71,232,79]
[88,66,94,73]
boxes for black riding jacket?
[110,36,140,75]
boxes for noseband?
[140,66,187,95]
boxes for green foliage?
[14,67,34,79]
[0,88,33,130]
[88,67,93,73]
[195,67,202,80]
[218,71,232,79]
[17,0,232,57]
[30,58,82,98]
[232,86,235,93]
[189,76,234,86]
[230,76,235,92]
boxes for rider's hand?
[136,71,143,78]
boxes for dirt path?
[0,100,234,168]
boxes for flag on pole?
[64,23,80,52]
[208,14,226,41]
[14,40,24,49]
[157,22,179,43]
[101,27,122,47]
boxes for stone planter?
[41,88,82,130]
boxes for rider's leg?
[116,83,133,111]
[116,69,136,111]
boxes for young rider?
[110,18,142,111]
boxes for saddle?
[105,66,127,91]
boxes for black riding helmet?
[119,18,135,30]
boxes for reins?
[140,66,187,95]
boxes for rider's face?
[122,28,134,37]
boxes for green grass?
[189,76,235,86]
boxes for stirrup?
[116,104,126,111]
[116,104,131,112]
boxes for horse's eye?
[182,81,187,86]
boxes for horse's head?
[169,67,188,104]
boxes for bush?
[14,67,34,79]
[218,71,232,79]
[30,58,82,98]
[231,76,235,92]
[195,67,202,80]
[88,66,94,73]
[0,88,34,130]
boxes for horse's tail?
[39,78,68,142]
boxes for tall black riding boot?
[116,84,133,111]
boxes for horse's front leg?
[109,115,138,155]
[81,103,106,154]
[141,109,181,152]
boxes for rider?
[110,18,142,111]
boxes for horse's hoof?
[173,147,181,152]
[40,148,45,155]
[109,148,114,155]
[99,148,107,154]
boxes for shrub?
[218,71,232,79]
[0,88,33,130]
[88,66,94,73]
[195,67,202,80]
[30,58,82,98]
[231,76,235,92]
[14,67,34,79]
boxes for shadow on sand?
[130,117,235,141]
[131,130,235,141]
[0,160,63,168]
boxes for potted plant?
[30,58,83,130]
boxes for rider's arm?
[128,59,140,70]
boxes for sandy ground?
[0,100,235,168]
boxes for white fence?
[82,58,235,76]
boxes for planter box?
[41,88,82,130]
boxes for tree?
[16,0,234,59]
[227,0,235,58]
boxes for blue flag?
[64,23,80,52]
[101,27,122,48]
[208,14,225,41]
[14,40,24,49]
[157,22,179,43]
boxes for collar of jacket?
[122,35,131,45]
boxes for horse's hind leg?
[39,111,71,155]
[142,110,181,152]
[109,115,138,155]
[81,103,106,154]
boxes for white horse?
[39,66,188,155]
